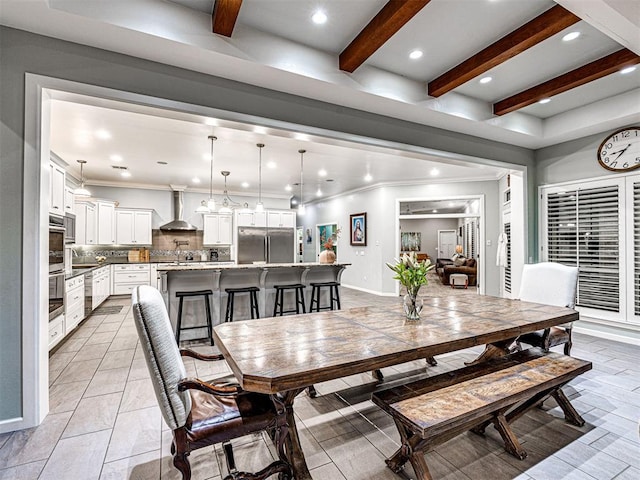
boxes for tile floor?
[0,285,639,480]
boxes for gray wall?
[0,26,535,424]
[399,218,460,259]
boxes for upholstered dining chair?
[131,285,292,480]
[516,262,579,355]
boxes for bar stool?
[225,286,260,322]
[175,289,214,345]
[309,281,341,312]
[273,284,306,316]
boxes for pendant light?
[218,171,233,214]
[196,135,217,213]
[255,143,265,212]
[73,160,91,197]
[298,149,306,215]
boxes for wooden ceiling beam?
[212,0,243,37]
[339,0,432,73]
[493,49,640,116]
[428,5,580,97]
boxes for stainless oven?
[49,215,66,274]
[49,271,65,321]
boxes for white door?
[438,230,457,258]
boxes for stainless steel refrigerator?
[237,227,295,264]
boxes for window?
[504,222,511,294]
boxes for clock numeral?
[601,150,607,156]
[610,161,618,168]
[606,142,613,149]
[604,157,610,164]
[623,162,629,169]
[622,131,630,138]
[636,157,640,164]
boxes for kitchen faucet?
[174,240,189,264]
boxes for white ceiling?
[3,0,640,197]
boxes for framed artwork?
[317,223,338,254]
[401,232,421,251]
[350,212,367,246]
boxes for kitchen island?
[158,262,350,340]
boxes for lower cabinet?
[92,266,111,310]
[112,264,151,295]
[49,315,65,351]
[65,275,85,333]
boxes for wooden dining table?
[212,294,578,480]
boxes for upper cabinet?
[267,211,295,228]
[49,162,66,215]
[115,209,152,245]
[236,210,267,227]
[96,200,116,245]
[64,186,75,215]
[75,201,97,245]
[203,213,232,245]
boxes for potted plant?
[386,252,434,320]
[319,228,340,264]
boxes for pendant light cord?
[257,143,264,205]
[299,149,305,207]
[209,136,216,200]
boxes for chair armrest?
[177,377,241,396]
[180,349,224,361]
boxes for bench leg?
[552,388,585,427]
[407,451,434,480]
[372,369,384,381]
[492,413,527,460]
[386,420,431,477]
[425,356,438,366]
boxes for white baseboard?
[574,318,640,346]
[341,284,397,297]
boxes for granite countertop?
[158,262,351,271]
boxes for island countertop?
[157,262,351,271]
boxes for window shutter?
[546,190,578,266]
[504,222,511,293]
[634,182,640,315]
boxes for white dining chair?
[516,262,579,355]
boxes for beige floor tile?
[72,342,110,362]
[84,330,118,345]
[53,358,101,385]
[98,348,135,371]
[160,430,221,480]
[128,358,152,381]
[39,429,111,480]
[94,321,122,334]
[309,462,347,479]
[0,459,46,480]
[105,406,162,463]
[119,378,158,413]
[48,379,89,414]
[99,450,161,480]
[62,392,122,438]
[84,367,130,397]
[53,336,88,354]
[0,411,72,468]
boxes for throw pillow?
[453,257,465,266]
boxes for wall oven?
[63,213,76,244]
[49,215,66,321]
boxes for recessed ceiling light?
[364,173,372,182]
[430,168,439,176]
[110,154,123,162]
[95,129,111,140]
[620,66,637,74]
[432,209,438,213]
[192,177,200,184]
[538,98,551,104]
[562,31,580,42]
[318,169,327,177]
[291,199,298,205]
[241,181,249,188]
[311,10,327,25]
[157,161,168,165]
[409,49,423,60]
[316,188,323,197]
[285,184,292,192]
[267,161,277,169]
[448,202,454,207]
[479,76,492,84]
[121,171,131,178]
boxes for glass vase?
[403,292,423,320]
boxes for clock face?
[597,127,640,172]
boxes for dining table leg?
[464,338,515,366]
[276,388,313,480]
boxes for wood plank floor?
[0,286,638,480]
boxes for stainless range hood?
[159,190,197,231]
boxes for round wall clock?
[597,126,640,172]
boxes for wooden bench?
[371,349,591,480]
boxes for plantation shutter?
[546,185,620,312]
[504,222,511,293]
[634,182,640,315]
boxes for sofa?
[437,257,477,286]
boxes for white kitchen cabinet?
[49,314,65,351]
[267,211,296,228]
[203,213,232,245]
[115,209,152,245]
[91,265,111,310]
[112,264,151,295]
[97,200,116,245]
[49,162,66,215]
[75,201,97,245]
[236,210,266,227]
[64,185,75,215]
[65,275,85,333]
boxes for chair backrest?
[518,262,578,308]
[131,285,191,430]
